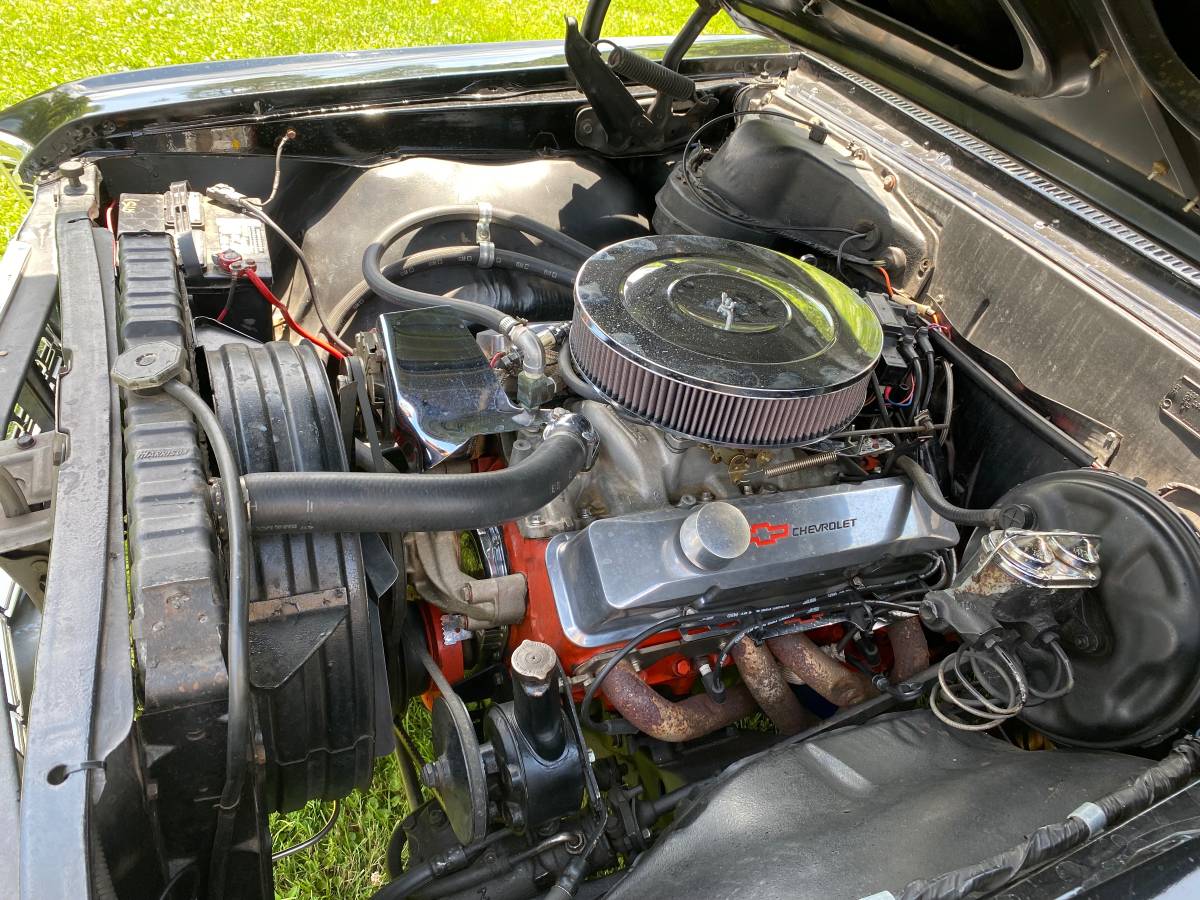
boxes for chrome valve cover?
[545,478,959,648]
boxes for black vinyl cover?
[607,711,1145,900]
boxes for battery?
[116,182,275,339]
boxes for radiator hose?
[242,413,597,534]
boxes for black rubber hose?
[333,245,578,336]
[581,0,611,42]
[392,724,425,812]
[869,372,894,429]
[374,861,436,900]
[557,340,607,403]
[162,380,251,900]
[899,341,924,422]
[894,455,1008,528]
[374,831,514,900]
[385,246,578,288]
[663,1,717,69]
[244,430,588,534]
[922,349,937,411]
[363,206,592,332]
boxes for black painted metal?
[0,35,788,180]
[90,225,161,900]
[18,175,124,899]
[1001,777,1200,899]
[117,229,271,899]
[722,0,1200,270]
[992,469,1200,749]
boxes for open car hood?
[723,0,1200,265]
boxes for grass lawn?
[0,2,738,897]
[0,0,738,250]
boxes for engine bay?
[7,22,1200,900]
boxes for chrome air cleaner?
[569,234,884,447]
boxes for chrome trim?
[474,526,510,579]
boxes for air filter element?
[570,235,883,447]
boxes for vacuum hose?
[362,203,591,331]
[243,414,597,534]
[362,204,593,399]
[895,456,1020,529]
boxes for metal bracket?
[575,92,718,155]
[408,530,526,629]
[565,16,652,153]
[0,431,65,557]
[247,587,350,690]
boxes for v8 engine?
[18,47,1200,900]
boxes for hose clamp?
[543,410,600,471]
[477,241,495,269]
[1069,801,1107,837]
[476,201,493,244]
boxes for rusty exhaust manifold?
[887,616,931,682]
[601,623,924,742]
[766,632,877,707]
[729,637,815,736]
[603,660,759,743]
[603,637,814,741]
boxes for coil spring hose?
[930,638,1075,732]
[603,43,696,99]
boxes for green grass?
[0,2,739,896]
[272,702,435,899]
[0,0,738,252]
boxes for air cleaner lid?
[573,234,883,398]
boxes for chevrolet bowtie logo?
[749,517,859,547]
[749,521,789,547]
